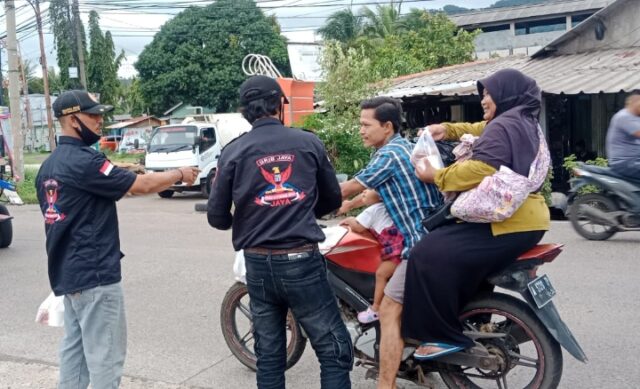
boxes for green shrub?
[16,168,39,205]
[541,168,553,207]
[298,113,371,178]
[563,154,608,194]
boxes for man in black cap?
[36,90,199,389]
[208,76,353,388]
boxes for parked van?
[145,113,251,198]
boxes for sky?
[1,0,499,80]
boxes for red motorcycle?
[220,226,586,388]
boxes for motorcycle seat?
[516,243,564,263]
[580,164,640,187]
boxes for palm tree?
[318,9,363,44]
[360,4,403,40]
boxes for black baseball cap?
[52,90,114,118]
[239,75,289,105]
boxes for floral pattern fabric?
[451,125,550,223]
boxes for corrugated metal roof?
[383,48,640,98]
[384,56,529,98]
[523,48,640,93]
[106,115,160,130]
[450,0,613,27]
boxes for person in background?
[606,90,640,181]
[574,139,596,162]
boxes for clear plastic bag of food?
[411,129,444,170]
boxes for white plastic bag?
[233,250,247,284]
[35,292,65,327]
[411,129,444,170]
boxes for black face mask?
[278,99,285,124]
[73,115,101,146]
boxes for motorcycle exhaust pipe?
[579,205,618,226]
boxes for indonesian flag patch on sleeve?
[100,161,114,176]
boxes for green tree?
[298,42,383,176]
[49,0,73,89]
[116,78,146,117]
[401,8,431,30]
[49,0,86,89]
[87,11,106,95]
[28,78,45,95]
[312,10,477,176]
[396,12,478,70]
[47,68,64,95]
[318,9,363,45]
[319,42,383,123]
[86,12,124,116]
[351,11,478,79]
[135,0,290,115]
[102,31,125,109]
[19,59,37,94]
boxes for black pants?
[244,250,353,389]
[401,223,544,348]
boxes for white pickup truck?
[145,113,251,198]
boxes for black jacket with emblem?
[35,137,137,296]
[207,117,341,250]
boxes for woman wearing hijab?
[404,68,551,359]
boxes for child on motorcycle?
[340,188,403,323]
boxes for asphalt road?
[1,194,639,388]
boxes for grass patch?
[16,167,39,205]
[103,151,145,165]
[24,152,50,165]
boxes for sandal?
[413,342,464,360]
[357,307,379,324]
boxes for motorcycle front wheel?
[220,282,307,371]
[439,293,563,389]
[569,193,618,240]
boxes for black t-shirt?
[36,136,137,296]
[207,118,341,250]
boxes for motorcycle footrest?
[434,345,500,371]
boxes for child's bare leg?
[372,261,399,311]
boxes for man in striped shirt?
[339,97,442,389]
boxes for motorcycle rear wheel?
[569,193,618,240]
[439,293,563,389]
[220,282,307,371]
[0,204,13,248]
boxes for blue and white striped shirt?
[355,134,442,258]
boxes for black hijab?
[471,69,541,176]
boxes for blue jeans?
[244,249,353,389]
[58,282,126,389]
[611,159,640,181]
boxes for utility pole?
[26,0,56,151]
[72,0,87,89]
[18,45,34,151]
[0,40,4,106]
[4,0,24,181]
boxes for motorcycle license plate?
[527,274,556,309]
